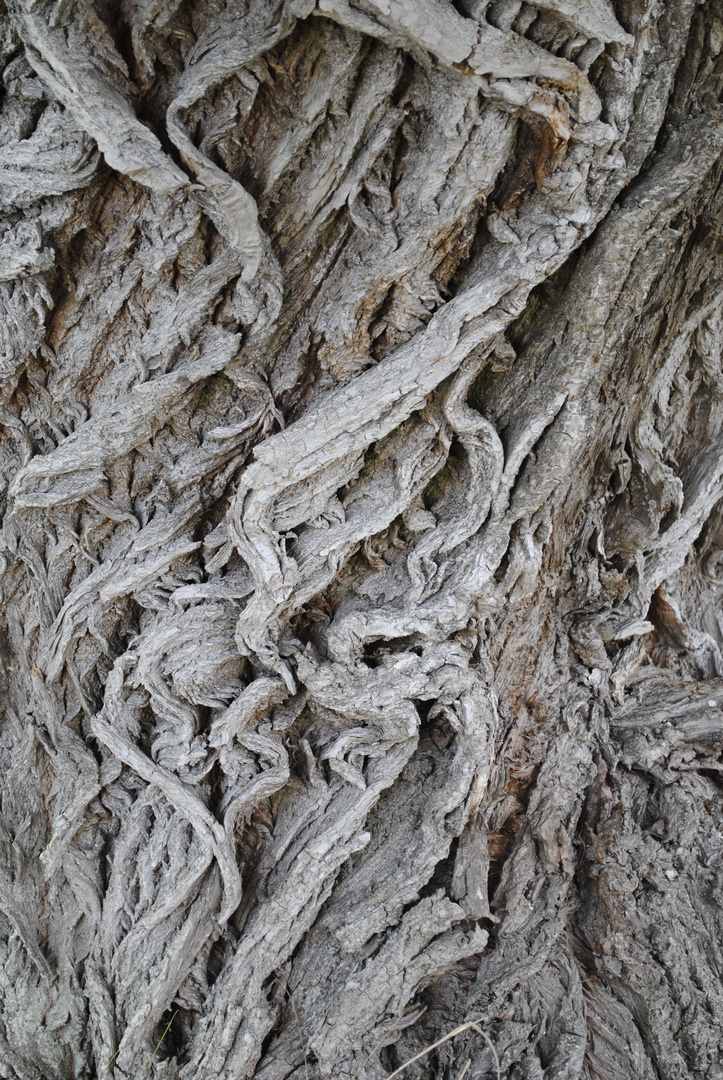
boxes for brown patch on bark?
[494,115,569,210]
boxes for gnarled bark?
[0,1,722,1078]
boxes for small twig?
[352,1028,392,1079]
[384,1017,500,1080]
[100,1048,120,1078]
[457,1060,471,1080]
[569,975,599,987]
[143,1010,178,1077]
[467,1024,501,1080]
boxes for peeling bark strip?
[0,0,722,1077]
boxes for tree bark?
[1,1,722,1077]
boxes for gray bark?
[0,0,722,1077]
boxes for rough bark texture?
[1,1,723,1077]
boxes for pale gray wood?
[0,1,722,1078]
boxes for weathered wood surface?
[0,1,722,1077]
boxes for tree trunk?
[1,1,722,1077]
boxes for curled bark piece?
[9,327,240,510]
[165,0,299,279]
[92,701,243,922]
[532,0,634,46]
[7,0,189,193]
[318,0,617,128]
